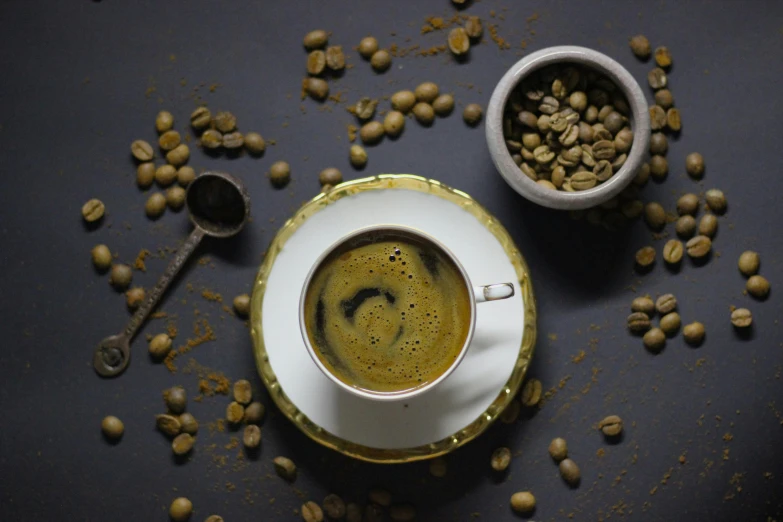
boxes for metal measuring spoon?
[93,171,250,377]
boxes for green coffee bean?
[649,105,666,131]
[510,492,536,513]
[634,162,650,186]
[738,251,760,276]
[391,90,416,113]
[164,386,187,414]
[149,333,172,358]
[635,246,656,268]
[598,415,623,436]
[201,129,223,149]
[705,189,727,214]
[126,287,145,310]
[358,36,379,59]
[463,103,483,126]
[101,415,124,440]
[536,179,557,190]
[222,131,244,150]
[654,89,674,109]
[137,162,155,188]
[644,202,666,230]
[655,46,672,68]
[549,437,568,461]
[490,447,511,471]
[158,130,181,151]
[307,50,327,75]
[683,322,705,345]
[190,107,211,130]
[172,433,194,455]
[359,121,384,144]
[156,414,181,436]
[233,293,250,316]
[698,214,718,238]
[145,192,166,218]
[656,294,677,314]
[109,264,133,290]
[559,458,581,486]
[603,111,624,134]
[447,27,470,56]
[82,199,105,223]
[627,312,651,334]
[677,193,699,216]
[304,77,329,100]
[571,171,597,190]
[647,68,667,90]
[273,456,297,481]
[323,495,346,520]
[649,155,668,180]
[303,30,328,50]
[155,111,174,133]
[629,35,651,59]
[518,111,538,128]
[649,132,668,155]
[243,425,261,449]
[686,235,712,259]
[370,50,391,72]
[166,144,190,167]
[131,140,154,161]
[659,312,681,336]
[169,498,193,522]
[269,161,291,187]
[179,413,198,435]
[731,308,753,328]
[244,402,265,424]
[746,275,770,298]
[465,16,483,39]
[631,296,655,315]
[643,327,666,352]
[226,401,245,424]
[177,166,196,186]
[319,168,342,187]
[666,108,681,132]
[155,164,177,187]
[350,145,367,168]
[354,97,378,120]
[675,215,696,238]
[621,200,643,219]
[432,94,455,116]
[663,239,684,264]
[413,103,435,125]
[91,244,112,271]
[685,153,705,178]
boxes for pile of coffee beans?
[627,294,701,353]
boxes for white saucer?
[250,175,536,463]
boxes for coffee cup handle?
[474,283,515,303]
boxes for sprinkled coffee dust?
[163,317,216,372]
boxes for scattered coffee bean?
[304,77,329,101]
[101,415,124,440]
[370,50,391,72]
[226,401,245,424]
[559,458,581,486]
[677,193,699,216]
[164,386,187,414]
[666,108,681,131]
[319,168,342,186]
[675,215,697,239]
[126,287,145,310]
[548,437,568,461]
[683,322,706,346]
[731,308,753,328]
[389,504,416,522]
[413,103,435,125]
[656,294,677,314]
[649,155,668,180]
[145,192,166,218]
[269,161,291,187]
[660,312,682,336]
[358,36,379,59]
[685,152,705,178]
[91,244,112,271]
[322,495,346,520]
[447,27,470,56]
[635,246,656,268]
[169,497,193,522]
[429,457,447,478]
[598,415,623,437]
[205,516,224,522]
[705,189,727,214]
[155,110,174,133]
[686,235,712,259]
[190,107,211,130]
[391,90,416,113]
[109,264,133,290]
[158,130,181,152]
[631,296,655,316]
[350,145,368,168]
[201,129,223,149]
[233,293,250,317]
[360,121,385,144]
[655,46,672,68]
[648,68,667,90]
[155,164,177,187]
[243,132,266,155]
[463,103,483,126]
[222,131,244,150]
[303,30,328,50]
[233,379,252,405]
[273,456,297,481]
[432,94,455,116]
[166,144,190,167]
[537,179,557,190]
[649,105,667,131]
[243,425,261,449]
[172,433,194,456]
[746,275,770,299]
[137,162,155,188]
[353,97,378,121]
[177,166,196,187]
[491,447,512,471]
[307,50,326,76]
[465,16,483,39]
[179,413,198,435]
[698,214,718,238]
[131,140,154,161]
[663,240,684,264]
[643,327,666,353]
[649,132,668,156]
[629,35,651,59]
[82,199,105,222]
[627,312,651,334]
[738,251,760,276]
[521,377,542,407]
[156,414,181,437]
[414,82,439,103]
[166,186,186,210]
[149,333,172,359]
[244,402,265,425]
[510,492,536,514]
[654,89,674,109]
[325,46,345,70]
[383,111,405,138]
[644,202,666,230]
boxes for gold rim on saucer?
[250,174,537,464]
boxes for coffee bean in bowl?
[487,46,650,210]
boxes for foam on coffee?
[304,230,472,394]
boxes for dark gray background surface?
[0,1,781,521]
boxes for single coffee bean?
[571,171,598,191]
[592,140,616,160]
[649,105,667,131]
[656,294,677,314]
[631,296,656,315]
[325,46,345,71]
[145,192,166,218]
[109,264,133,290]
[510,491,536,514]
[201,129,223,149]
[649,155,668,180]
[655,46,672,67]
[155,164,177,187]
[158,130,181,152]
[101,415,124,440]
[549,437,568,461]
[269,161,291,187]
[226,401,245,424]
[698,214,718,238]
[635,246,656,268]
[222,131,244,150]
[647,68,667,90]
[463,103,483,126]
[232,380,253,406]
[705,189,727,214]
[603,111,624,134]
[593,160,613,182]
[654,89,674,109]
[627,312,651,334]
[304,77,329,100]
[91,244,112,271]
[172,433,194,455]
[149,333,172,358]
[131,140,154,161]
[169,498,193,522]
[536,179,557,190]
[232,293,250,317]
[598,415,623,437]
[413,103,435,125]
[349,145,367,168]
[448,27,470,55]
[738,251,760,276]
[322,495,346,520]
[82,199,105,222]
[731,308,753,328]
[204,516,224,522]
[319,168,342,187]
[359,121,385,144]
[683,322,706,346]
[302,501,324,522]
[190,106,211,130]
[273,456,297,481]
[370,50,391,72]
[584,105,598,123]
[491,447,512,471]
[137,162,155,188]
[177,166,196,186]
[686,235,712,259]
[432,94,455,116]
[464,15,483,38]
[634,162,650,186]
[685,152,705,178]
[666,108,681,132]
[614,128,633,153]
[156,414,182,437]
[677,193,700,216]
[164,386,187,414]
[155,110,174,133]
[746,275,770,299]
[240,132,265,156]
[179,413,198,435]
[244,402,265,425]
[644,202,666,230]
[414,82,439,103]
[303,30,328,50]
[243,425,261,449]
[536,113,551,133]
[629,35,651,59]
[559,458,581,486]
[166,144,190,167]
[559,124,580,147]
[643,327,666,352]
[569,91,588,111]
[391,90,416,113]
[660,312,681,336]
[354,97,378,120]
[522,132,541,151]
[663,240,684,264]
[521,377,542,407]
[676,215,697,238]
[358,36,379,58]
[532,145,553,164]
[649,132,668,155]
[518,110,538,128]
[538,95,560,115]
[126,287,145,310]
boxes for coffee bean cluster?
[154,386,198,457]
[628,294,704,351]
